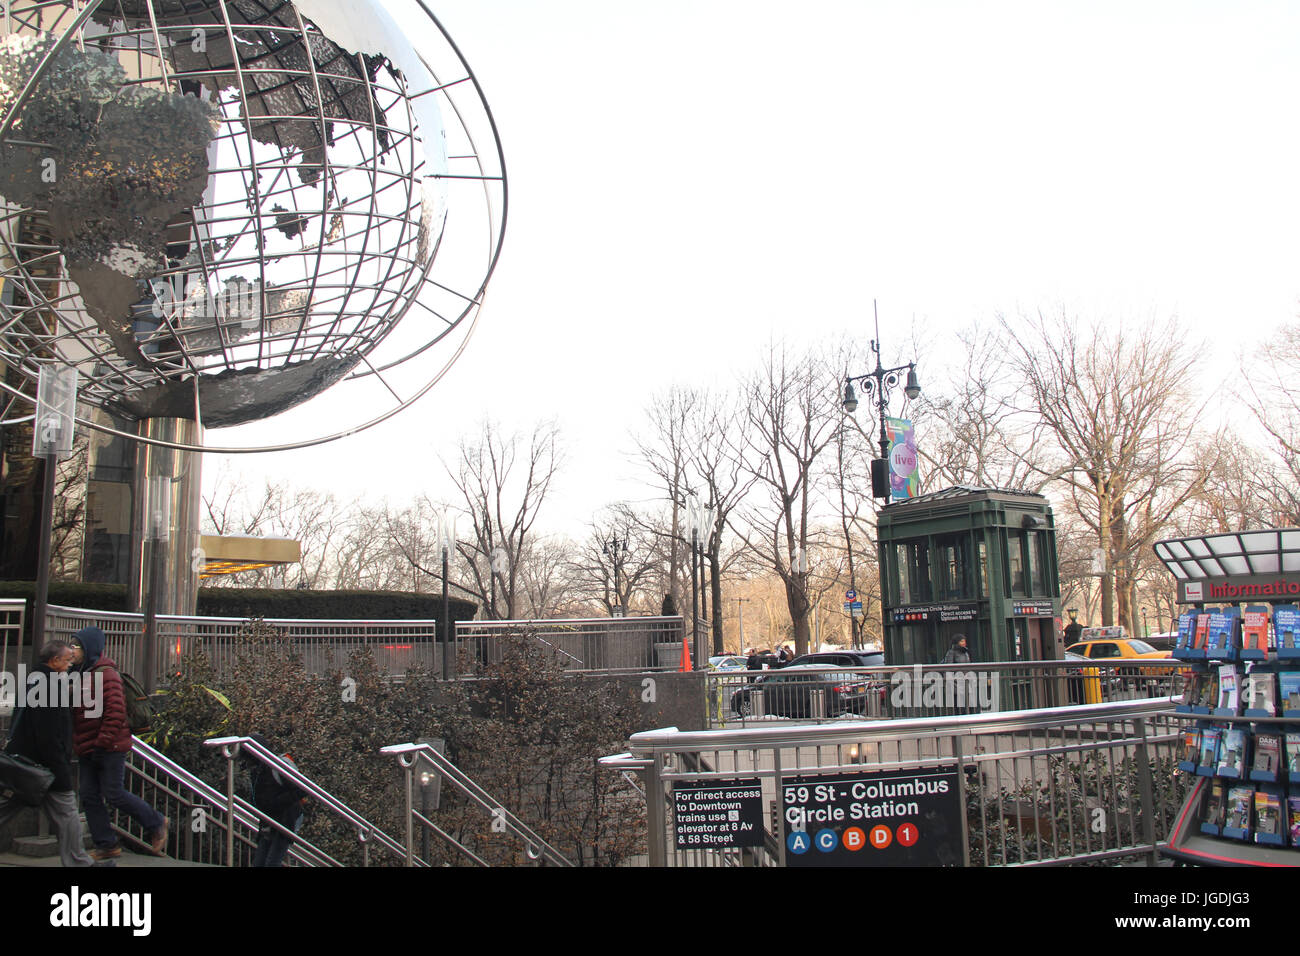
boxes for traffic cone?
[680,634,692,672]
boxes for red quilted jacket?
[72,655,133,755]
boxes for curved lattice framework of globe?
[0,0,505,448]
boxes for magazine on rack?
[1215,664,1240,715]
[1243,670,1277,717]
[1251,732,1280,781]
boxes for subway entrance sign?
[673,778,764,849]
[781,766,963,866]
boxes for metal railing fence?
[45,604,445,679]
[44,605,698,680]
[602,696,1188,867]
[704,659,1184,728]
[455,616,690,673]
[380,741,575,866]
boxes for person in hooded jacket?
[68,626,168,861]
[0,640,94,866]
[244,733,308,867]
[941,634,973,665]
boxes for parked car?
[730,665,872,718]
[786,649,884,668]
[1065,638,1176,680]
[1065,637,1172,660]
[707,654,749,671]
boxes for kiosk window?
[1008,533,1027,597]
[934,536,968,600]
[896,541,931,603]
[896,544,911,604]
[1028,531,1045,594]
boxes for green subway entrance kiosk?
[877,486,1063,666]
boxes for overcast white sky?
[206,1,1300,536]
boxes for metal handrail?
[127,736,340,866]
[381,741,575,867]
[625,696,1179,754]
[205,735,418,867]
[455,615,684,629]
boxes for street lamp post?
[438,513,456,681]
[602,532,629,617]
[685,493,700,655]
[842,301,921,500]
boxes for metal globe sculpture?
[0,0,505,448]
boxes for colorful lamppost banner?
[886,417,918,501]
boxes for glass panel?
[1008,533,1026,597]
[1251,553,1280,573]
[1028,531,1045,594]
[1186,539,1211,557]
[1219,555,1249,574]
[977,539,988,597]
[908,540,931,602]
[1206,534,1239,556]
[1241,531,1276,552]
[933,535,968,600]
[896,544,911,604]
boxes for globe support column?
[131,417,202,693]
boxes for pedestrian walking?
[0,640,94,866]
[69,626,168,861]
[941,634,972,665]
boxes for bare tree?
[1240,319,1300,526]
[444,420,562,620]
[199,473,349,588]
[735,343,843,656]
[1004,312,1211,634]
[633,387,700,611]
[569,505,662,616]
[914,321,1052,492]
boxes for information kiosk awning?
[1153,529,1300,603]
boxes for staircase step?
[12,834,58,858]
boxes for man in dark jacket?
[0,640,93,866]
[69,626,168,860]
[941,634,973,665]
[246,734,308,867]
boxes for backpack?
[119,672,153,733]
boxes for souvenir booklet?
[1178,670,1204,713]
[1174,611,1200,659]
[1242,671,1277,717]
[1251,732,1280,781]
[1280,672,1300,715]
[1287,733,1300,778]
[1197,726,1221,774]
[1215,665,1240,715]
[1201,779,1225,835]
[1197,668,1220,713]
[1217,728,1248,778]
[1255,790,1284,845]
[1240,606,1270,659]
[1179,728,1201,771]
[1206,608,1238,659]
[1224,785,1254,838]
[1276,606,1300,659]
[1193,612,1213,655]
[1288,796,1300,846]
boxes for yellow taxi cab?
[1066,627,1176,676]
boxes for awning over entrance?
[199,534,302,578]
